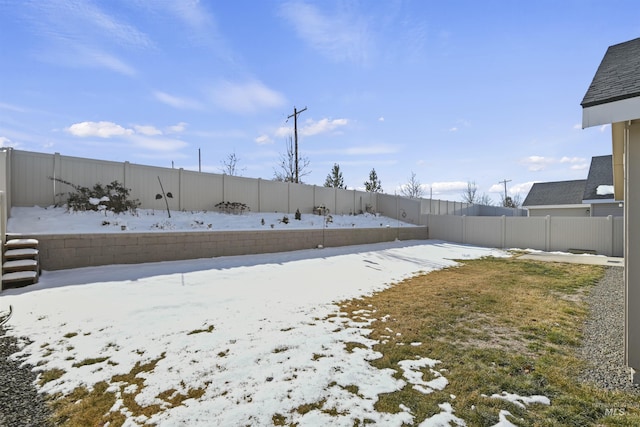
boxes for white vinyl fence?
[0,148,622,256]
[426,214,623,257]
[3,148,501,221]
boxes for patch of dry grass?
[46,351,207,426]
[340,257,640,426]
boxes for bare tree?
[478,193,493,206]
[400,171,424,198]
[364,168,383,193]
[219,151,245,176]
[461,181,478,204]
[273,135,310,183]
[462,181,493,205]
[324,163,345,188]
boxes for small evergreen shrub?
[51,177,140,214]
[295,209,301,220]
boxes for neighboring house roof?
[523,180,587,207]
[583,155,614,201]
[581,37,640,108]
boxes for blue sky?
[1,0,639,203]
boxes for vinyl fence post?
[608,215,614,257]
[178,168,184,211]
[501,215,506,249]
[258,178,261,212]
[53,152,61,206]
[123,161,130,189]
[545,215,551,252]
[462,215,467,244]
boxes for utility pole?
[287,106,307,183]
[498,179,511,205]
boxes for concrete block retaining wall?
[30,226,429,270]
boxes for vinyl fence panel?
[428,215,464,242]
[464,216,504,248]
[181,170,224,211]
[12,150,56,207]
[548,216,617,255]
[259,180,290,213]
[505,216,547,250]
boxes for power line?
[287,106,307,183]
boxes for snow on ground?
[8,206,416,234]
[1,207,548,426]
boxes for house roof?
[522,180,587,207]
[581,38,640,128]
[583,155,614,200]
[581,38,640,108]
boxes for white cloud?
[66,121,133,138]
[449,119,470,132]
[167,122,188,133]
[573,123,582,130]
[154,91,202,110]
[559,156,585,164]
[165,1,214,33]
[431,181,467,194]
[279,1,371,64]
[129,135,188,152]
[70,2,153,49]
[488,181,535,196]
[521,155,554,172]
[275,126,292,138]
[90,50,137,76]
[301,118,348,136]
[599,124,610,132]
[134,125,162,136]
[378,117,384,122]
[210,80,286,114]
[38,46,137,76]
[488,183,504,193]
[65,121,187,152]
[520,155,589,173]
[570,163,589,170]
[255,135,272,145]
[0,136,13,146]
[560,156,588,170]
[510,181,536,196]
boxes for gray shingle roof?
[522,180,587,207]
[583,155,614,200]
[581,37,640,108]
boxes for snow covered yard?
[1,238,512,426]
[1,207,560,426]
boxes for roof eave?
[582,96,640,128]
[525,204,588,209]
